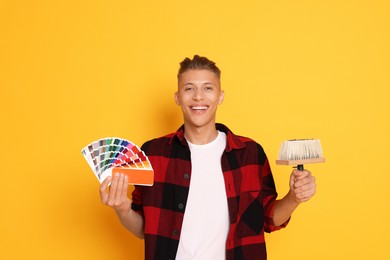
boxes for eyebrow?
[182,82,215,86]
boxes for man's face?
[175,69,224,129]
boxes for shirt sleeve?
[131,185,144,217]
[130,141,152,216]
[261,157,290,232]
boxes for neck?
[184,123,218,145]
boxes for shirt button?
[172,229,179,236]
[178,203,184,210]
[183,173,190,180]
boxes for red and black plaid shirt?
[132,123,288,260]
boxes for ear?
[218,90,225,105]
[174,91,180,105]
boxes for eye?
[204,86,214,91]
[184,87,194,91]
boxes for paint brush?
[276,139,325,171]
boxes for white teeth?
[191,106,208,110]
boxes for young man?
[99,55,316,260]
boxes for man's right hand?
[99,173,145,238]
[99,173,131,216]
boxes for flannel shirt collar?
[168,123,246,152]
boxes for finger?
[121,175,129,198]
[294,181,316,198]
[295,186,316,196]
[107,173,121,205]
[293,169,311,179]
[294,173,313,186]
[114,174,126,203]
[99,176,112,203]
[112,173,128,206]
[295,189,316,202]
[294,175,316,188]
[295,184,314,195]
[100,176,112,191]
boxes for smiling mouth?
[190,106,209,111]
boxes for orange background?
[1,1,389,259]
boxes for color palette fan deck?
[81,137,154,186]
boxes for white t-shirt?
[176,131,229,260]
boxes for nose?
[193,89,204,101]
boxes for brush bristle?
[278,139,323,160]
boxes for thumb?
[289,170,296,189]
[290,169,303,188]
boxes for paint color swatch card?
[81,137,154,186]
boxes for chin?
[185,119,215,129]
